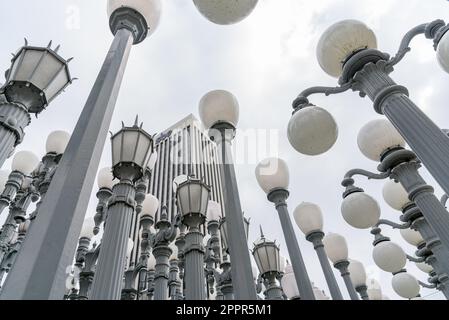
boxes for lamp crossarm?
[388,23,428,67]
[344,168,390,181]
[406,254,426,263]
[293,82,353,108]
[375,219,411,230]
[418,280,437,289]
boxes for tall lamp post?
[0,0,162,300]
[323,233,359,300]
[199,90,257,300]
[348,260,369,300]
[293,202,343,300]
[90,119,154,300]
[176,175,210,300]
[255,157,315,300]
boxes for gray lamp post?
[146,254,157,300]
[199,90,257,300]
[0,41,73,168]
[348,260,369,300]
[0,0,162,300]
[293,202,344,300]
[255,157,315,300]
[93,168,115,235]
[168,243,182,300]
[77,242,99,300]
[90,119,154,300]
[151,206,178,300]
[176,175,211,300]
[252,228,284,300]
[323,233,359,300]
[289,19,449,196]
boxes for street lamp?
[348,260,369,300]
[94,168,115,235]
[252,228,283,300]
[0,41,73,167]
[90,119,154,300]
[341,186,380,230]
[176,175,211,300]
[392,272,421,300]
[322,232,359,300]
[199,89,257,300]
[293,202,343,300]
[372,240,407,274]
[255,157,315,300]
[1,0,162,300]
[192,0,258,25]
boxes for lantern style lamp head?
[323,232,348,264]
[97,167,115,190]
[341,191,381,229]
[383,179,411,211]
[176,175,211,228]
[366,278,382,300]
[392,272,420,299]
[252,228,281,277]
[255,157,289,195]
[436,30,449,73]
[141,194,159,220]
[400,228,425,247]
[2,41,73,113]
[372,241,407,273]
[46,130,71,155]
[316,19,377,78]
[110,118,154,182]
[193,0,258,25]
[293,202,324,236]
[107,0,162,44]
[348,259,367,288]
[199,90,239,129]
[80,217,95,240]
[0,170,9,192]
[357,119,405,162]
[206,200,222,222]
[12,150,39,175]
[287,105,338,156]
[281,265,300,300]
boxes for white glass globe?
[400,228,425,247]
[382,179,410,211]
[287,106,338,156]
[357,119,405,162]
[97,167,115,189]
[255,157,289,194]
[11,151,39,175]
[206,200,222,222]
[372,241,407,273]
[169,242,178,261]
[199,90,239,129]
[367,278,382,300]
[323,232,348,264]
[107,0,162,37]
[348,259,367,287]
[0,170,9,192]
[46,130,71,154]
[141,194,159,218]
[193,0,258,25]
[392,272,420,299]
[80,217,95,239]
[341,192,380,229]
[293,202,323,235]
[173,174,188,193]
[437,31,449,74]
[415,261,433,274]
[317,20,377,78]
[280,268,299,299]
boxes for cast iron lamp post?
[255,157,315,300]
[323,232,359,300]
[0,0,162,300]
[348,260,369,300]
[288,19,449,198]
[252,228,284,300]
[90,118,154,300]
[199,89,257,300]
[93,168,115,235]
[293,202,343,300]
[175,175,211,300]
[192,0,258,25]
[0,41,73,168]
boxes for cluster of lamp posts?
[0,0,448,301]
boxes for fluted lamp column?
[294,202,343,300]
[323,233,359,300]
[90,119,154,300]
[176,175,210,300]
[255,157,315,300]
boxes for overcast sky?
[1,0,449,300]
